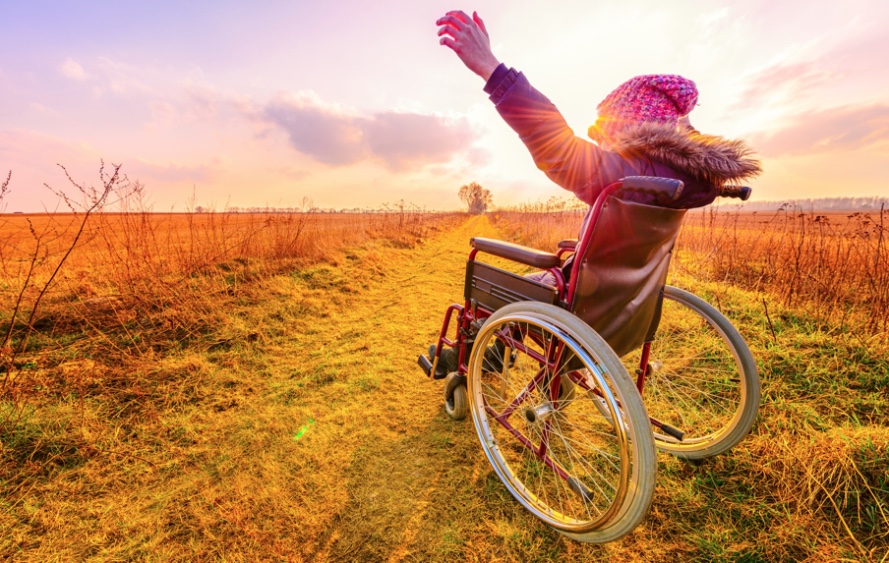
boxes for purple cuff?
[484,63,519,102]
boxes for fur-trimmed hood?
[610,122,762,186]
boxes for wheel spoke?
[628,287,759,457]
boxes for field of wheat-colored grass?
[1,174,888,562]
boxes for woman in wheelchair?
[431,10,759,373]
[424,10,763,543]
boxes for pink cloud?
[749,103,889,156]
[731,13,889,116]
[261,93,477,170]
[264,94,365,166]
[364,111,473,171]
[60,58,88,81]
[731,61,833,111]
[820,20,889,77]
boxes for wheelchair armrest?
[557,239,577,250]
[619,176,684,203]
[470,237,561,269]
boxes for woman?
[429,10,761,377]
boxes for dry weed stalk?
[1,162,122,435]
[677,205,889,335]
[1,162,459,444]
[491,197,587,251]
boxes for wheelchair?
[418,176,760,543]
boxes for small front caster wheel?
[444,372,468,420]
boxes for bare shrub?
[1,162,122,434]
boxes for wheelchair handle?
[619,176,684,203]
[719,185,752,201]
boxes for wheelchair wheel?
[443,372,468,421]
[627,286,760,459]
[468,302,656,543]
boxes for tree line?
[738,196,888,212]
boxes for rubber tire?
[632,286,760,459]
[443,372,468,421]
[468,302,656,544]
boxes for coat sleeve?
[484,65,628,206]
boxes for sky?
[1,0,888,212]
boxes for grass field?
[1,202,888,561]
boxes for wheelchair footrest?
[659,423,685,442]
[567,477,595,503]
[417,354,433,377]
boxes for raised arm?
[436,11,624,205]
[484,69,623,204]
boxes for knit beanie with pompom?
[588,74,698,143]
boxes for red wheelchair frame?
[417,176,759,543]
[422,177,687,432]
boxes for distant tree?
[458,182,493,215]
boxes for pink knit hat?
[589,74,698,142]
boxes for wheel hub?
[524,402,555,424]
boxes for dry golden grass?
[2,171,888,561]
[676,207,889,334]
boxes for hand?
[436,10,500,81]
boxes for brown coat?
[485,66,762,354]
[486,65,762,210]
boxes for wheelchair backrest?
[569,179,687,357]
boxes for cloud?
[127,158,215,183]
[750,103,889,157]
[184,83,220,121]
[264,93,365,166]
[60,58,88,81]
[731,61,833,112]
[262,92,477,170]
[89,57,151,96]
[364,111,473,171]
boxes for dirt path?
[260,214,567,561]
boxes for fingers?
[435,13,468,31]
[435,12,470,44]
[436,11,485,44]
[473,11,488,36]
[447,10,471,24]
